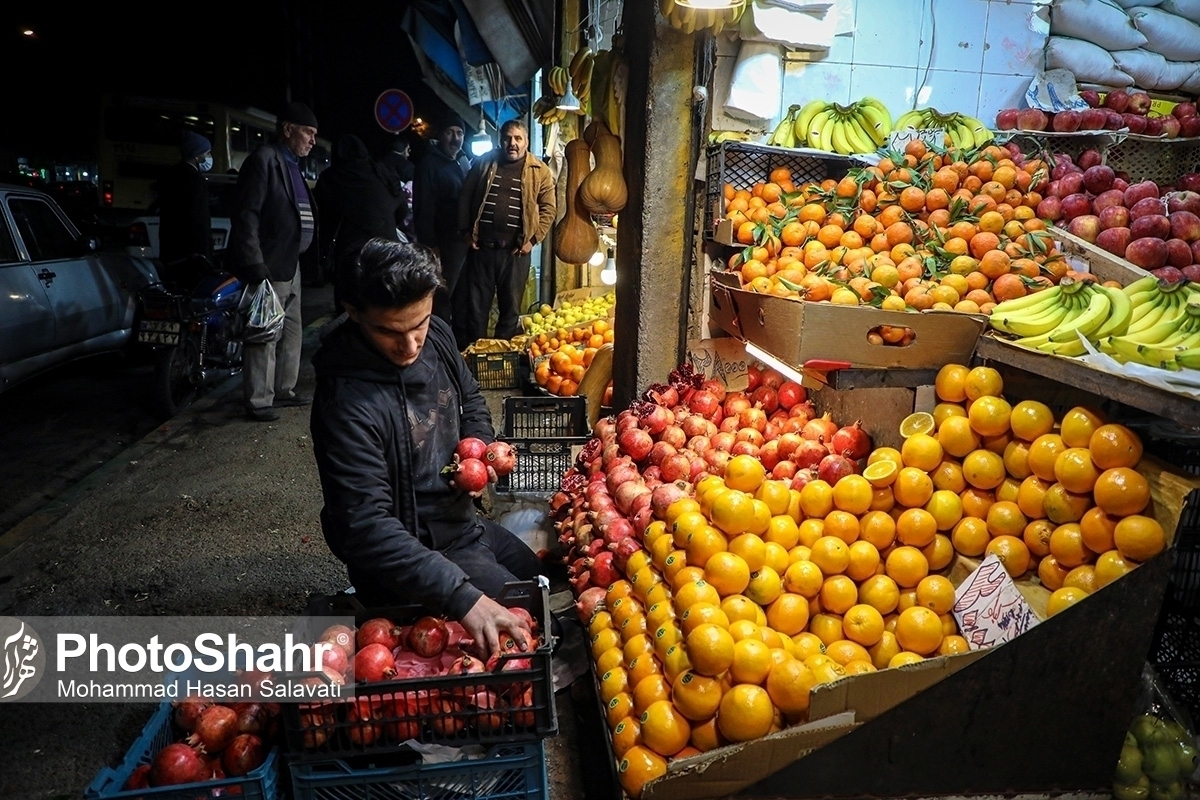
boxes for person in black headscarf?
[314,134,405,312]
[158,130,214,285]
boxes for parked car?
[0,183,161,394]
[124,173,239,263]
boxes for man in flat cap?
[230,101,321,422]
[158,130,214,281]
[414,113,472,327]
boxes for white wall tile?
[826,30,856,64]
[853,0,925,68]
[783,59,854,106]
[914,69,985,117]
[850,63,920,110]
[977,73,1032,124]
[922,0,988,74]
[982,1,1047,76]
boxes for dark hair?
[500,119,528,137]
[341,239,444,310]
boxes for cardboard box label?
[687,338,749,391]
[952,554,1039,649]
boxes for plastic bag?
[243,281,285,344]
[1113,665,1198,799]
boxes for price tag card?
[952,554,1040,649]
[686,338,749,391]
[887,128,945,149]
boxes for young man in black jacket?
[310,239,540,657]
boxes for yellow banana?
[793,100,830,146]
[846,112,880,151]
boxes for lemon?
[899,412,935,439]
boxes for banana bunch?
[991,279,1130,357]
[569,48,594,110]
[533,94,569,125]
[588,44,626,137]
[1097,278,1200,371]
[786,97,892,154]
[659,0,745,34]
[547,66,570,97]
[893,107,994,150]
[708,130,755,145]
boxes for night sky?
[1,1,444,162]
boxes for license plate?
[138,320,180,345]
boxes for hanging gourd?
[553,138,600,264]
[579,133,627,215]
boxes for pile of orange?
[530,319,613,397]
[721,140,1071,316]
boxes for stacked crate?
[496,397,590,495]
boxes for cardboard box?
[1049,226,1153,286]
[709,271,987,371]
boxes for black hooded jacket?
[313,135,404,270]
[309,313,494,618]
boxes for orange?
[1043,482,1093,524]
[672,670,724,721]
[1003,439,1033,481]
[832,474,874,515]
[809,613,845,646]
[680,603,730,637]
[809,535,851,576]
[889,652,925,667]
[716,684,775,743]
[1063,564,1098,594]
[922,534,956,571]
[633,674,673,716]
[1089,424,1143,469]
[720,594,760,625]
[783,559,824,598]
[1059,406,1106,449]
[938,416,981,458]
[894,606,943,655]
[938,635,970,656]
[986,500,1027,538]
[1015,475,1050,519]
[896,507,938,548]
[925,489,964,532]
[763,541,791,575]
[1080,507,1119,554]
[951,516,990,557]
[964,366,1004,401]
[902,434,945,472]
[825,639,872,666]
[703,551,751,597]
[765,515,801,550]
[745,566,783,606]
[730,637,773,685]
[823,510,862,544]
[607,692,636,729]
[859,510,897,550]
[728,533,767,573]
[1046,587,1089,617]
[672,511,710,548]
[846,540,882,582]
[1008,400,1055,441]
[686,623,736,677]
[960,487,996,519]
[1023,518,1055,558]
[685,527,729,569]
[727,618,760,643]
[756,480,793,516]
[600,667,631,704]
[662,644,693,683]
[1092,467,1150,517]
[1027,434,1067,482]
[791,632,827,661]
[985,535,1031,577]
[893,467,935,508]
[799,480,835,519]
[842,603,886,647]
[935,364,970,402]
[869,446,905,468]
[629,653,664,687]
[617,745,668,798]
[726,454,767,493]
[1094,549,1135,588]
[1113,515,1166,562]
[797,518,826,548]
[765,658,817,714]
[915,575,956,615]
[820,575,860,615]
[673,580,721,615]
[1038,554,1070,591]
[866,630,901,669]
[885,545,930,588]
[709,490,755,537]
[857,573,900,615]
[863,459,899,488]
[1053,448,1101,494]
[962,448,1006,490]
[967,395,1012,438]
[766,592,811,636]
[611,717,642,757]
[932,460,967,494]
[1048,523,1094,568]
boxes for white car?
[124,173,238,262]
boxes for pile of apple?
[996,89,1200,138]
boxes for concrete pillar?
[611,3,698,410]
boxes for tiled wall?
[718,0,1050,132]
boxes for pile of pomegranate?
[125,684,278,789]
[297,612,542,751]
[552,362,871,615]
[444,437,517,493]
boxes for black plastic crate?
[1148,596,1200,726]
[703,141,853,240]
[468,352,524,391]
[495,437,588,494]
[283,581,556,761]
[288,742,546,800]
[503,396,588,438]
[1140,422,1200,609]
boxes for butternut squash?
[583,120,611,147]
[579,133,627,215]
[553,138,600,264]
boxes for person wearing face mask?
[157,130,214,285]
[413,113,472,326]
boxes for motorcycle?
[135,256,246,418]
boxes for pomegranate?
[357,618,403,650]
[617,428,653,461]
[611,537,644,573]
[222,734,266,777]
[485,441,516,477]
[233,702,272,737]
[125,764,151,789]
[447,457,490,493]
[508,606,538,636]
[650,480,690,518]
[186,704,239,753]
[588,550,621,587]
[830,422,872,460]
[346,696,385,745]
[319,624,356,660]
[802,412,838,442]
[173,694,214,733]
[150,743,210,787]
[750,386,779,414]
[647,440,676,467]
[575,586,606,621]
[793,438,829,469]
[687,390,720,419]
[777,381,806,409]
[455,437,488,462]
[817,453,857,485]
[354,643,398,683]
[407,616,450,658]
[746,364,762,391]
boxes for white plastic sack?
[1113,0,1165,6]
[1130,6,1200,60]
[741,1,838,50]
[1157,59,1200,90]
[724,41,784,122]
[1111,48,1170,87]
[1050,0,1148,50]
[1160,0,1200,23]
[1182,66,1200,93]
[243,281,285,344]
[1045,36,1136,86]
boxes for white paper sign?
[952,554,1040,649]
[887,128,944,149]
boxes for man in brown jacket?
[454,120,555,348]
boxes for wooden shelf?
[974,336,1200,429]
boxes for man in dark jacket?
[413,114,471,326]
[310,238,540,657]
[157,130,213,283]
[229,102,320,422]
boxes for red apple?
[1182,116,1200,138]
[995,108,1020,131]
[1104,111,1126,130]
[1017,108,1050,131]
[1080,108,1109,130]
[1166,238,1194,267]
[1130,214,1171,240]
[1060,172,1085,196]
[1082,165,1116,194]
[1078,148,1104,170]
[1096,227,1132,257]
[1037,196,1063,221]
[1114,177,1130,192]
[1188,246,1200,270]
[1093,189,1127,214]
[1167,191,1200,216]
[1052,110,1082,132]
[1169,210,1200,242]
[1130,196,1167,220]
[1067,215,1102,243]
[1126,237,1170,270]
[1151,266,1186,284]
[1104,90,1130,113]
[1080,90,1101,108]
[1179,175,1200,194]
[1161,116,1182,139]
[1127,92,1152,115]
[1144,117,1165,137]
[1099,205,1131,230]
[1124,181,1161,207]
[1172,102,1197,120]
[1061,193,1094,222]
[1122,113,1148,134]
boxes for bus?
[98,95,331,211]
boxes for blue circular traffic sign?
[375,89,413,133]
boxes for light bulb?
[588,249,606,267]
[601,255,617,286]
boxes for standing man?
[456,120,556,347]
[413,114,471,325]
[310,238,541,657]
[157,130,213,285]
[378,136,415,238]
[229,102,320,422]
